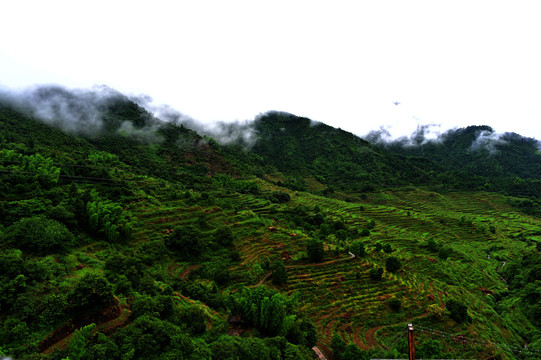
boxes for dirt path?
[285,256,352,269]
[353,326,369,350]
[249,271,272,288]
[316,342,334,360]
[365,325,384,349]
[362,311,432,350]
[41,304,131,355]
[179,264,201,280]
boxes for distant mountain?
[1,94,540,360]
[250,111,437,192]
[374,125,541,180]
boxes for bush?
[272,261,288,285]
[388,298,401,312]
[269,191,291,203]
[6,216,76,255]
[349,241,366,257]
[67,274,115,315]
[369,267,383,281]
[386,256,401,273]
[165,225,202,258]
[307,239,324,263]
[446,299,471,323]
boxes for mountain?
[0,94,540,360]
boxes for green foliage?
[349,240,366,257]
[446,299,472,324]
[331,333,346,359]
[67,273,115,315]
[0,149,60,187]
[269,191,291,203]
[438,246,452,260]
[212,173,260,194]
[165,225,202,259]
[86,190,133,243]
[369,267,383,281]
[68,323,96,360]
[417,339,444,359]
[2,97,541,360]
[272,260,288,286]
[5,216,75,254]
[388,298,401,312]
[385,256,401,273]
[307,238,324,262]
[213,226,236,247]
[426,238,439,252]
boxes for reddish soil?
[179,264,201,280]
[249,271,272,288]
[40,300,129,355]
[353,326,368,350]
[286,256,352,269]
[316,342,335,360]
[365,325,384,348]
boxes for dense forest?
[0,90,540,359]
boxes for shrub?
[6,216,76,255]
[369,267,383,281]
[388,298,401,312]
[386,256,401,273]
[269,191,291,203]
[446,299,472,323]
[307,239,324,262]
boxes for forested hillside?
[0,96,539,360]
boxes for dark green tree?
[386,256,401,273]
[67,274,115,315]
[369,267,383,281]
[6,216,75,255]
[165,225,202,258]
[349,240,366,257]
[388,298,401,312]
[446,299,472,323]
[307,238,324,263]
[272,260,288,285]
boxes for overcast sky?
[1,1,540,140]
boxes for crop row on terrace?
[111,182,539,354]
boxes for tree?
[386,256,401,273]
[272,260,288,285]
[389,298,401,312]
[446,299,471,323]
[438,246,452,260]
[67,274,115,315]
[331,333,346,359]
[68,323,96,360]
[369,267,383,281]
[165,225,202,258]
[349,240,366,257]
[214,226,235,247]
[427,238,439,252]
[6,216,76,255]
[307,238,324,262]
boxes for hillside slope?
[0,99,540,360]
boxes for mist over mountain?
[1,86,541,360]
[368,125,541,182]
[0,84,257,146]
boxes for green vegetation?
[0,99,540,359]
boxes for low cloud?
[0,84,258,147]
[365,123,444,147]
[1,84,125,135]
[132,96,258,147]
[469,129,506,154]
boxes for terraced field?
[120,182,538,353]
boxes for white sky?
[1,0,540,140]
